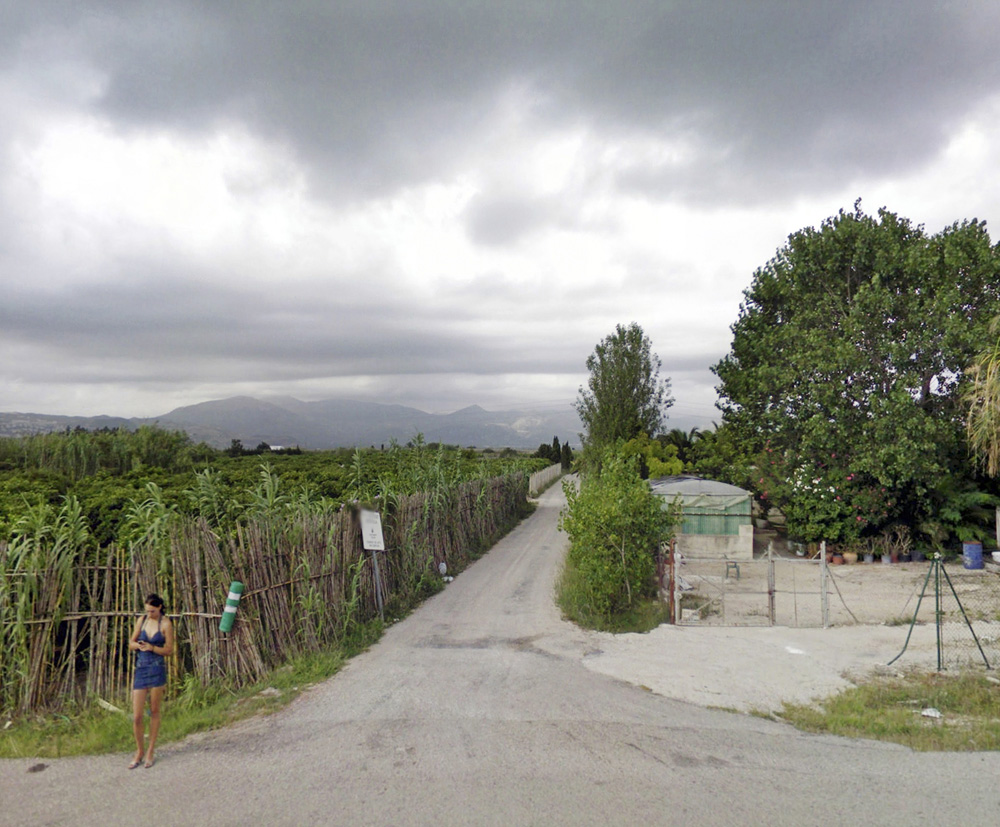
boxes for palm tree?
[660,427,701,464]
[964,318,1000,476]
[963,317,1000,546]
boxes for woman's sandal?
[128,753,144,770]
[144,756,155,769]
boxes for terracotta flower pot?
[842,551,858,565]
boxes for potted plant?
[861,538,876,564]
[879,524,912,565]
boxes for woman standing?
[128,593,174,769]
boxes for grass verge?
[0,622,384,760]
[776,671,1000,751]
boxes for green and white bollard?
[219,581,244,632]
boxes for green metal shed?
[650,476,753,559]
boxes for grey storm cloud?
[464,192,576,246]
[0,266,586,386]
[7,2,999,202]
[3,2,1000,419]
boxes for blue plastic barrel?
[962,541,984,570]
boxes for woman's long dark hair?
[145,593,166,613]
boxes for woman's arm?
[129,616,143,651]
[156,617,176,658]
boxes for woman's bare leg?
[145,686,163,767]
[131,689,147,766]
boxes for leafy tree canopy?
[621,432,684,479]
[576,322,673,453]
[713,203,1000,544]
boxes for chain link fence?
[670,549,1000,669]
[890,561,1000,670]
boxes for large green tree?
[576,322,673,451]
[714,203,1000,544]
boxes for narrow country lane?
[2,481,999,826]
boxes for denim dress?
[133,616,167,690]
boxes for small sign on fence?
[360,509,385,551]
[360,509,386,620]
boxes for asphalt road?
[3,481,999,826]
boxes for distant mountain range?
[0,396,584,450]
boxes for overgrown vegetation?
[558,323,680,631]
[557,551,673,632]
[776,671,1000,752]
[558,447,677,627]
[963,316,1000,478]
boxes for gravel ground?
[573,621,943,713]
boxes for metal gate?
[665,545,831,627]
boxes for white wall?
[529,463,563,497]
[676,523,753,560]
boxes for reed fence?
[0,473,529,715]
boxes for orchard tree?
[688,424,755,490]
[714,203,1000,544]
[576,322,673,452]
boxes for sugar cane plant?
[1,496,92,713]
[0,432,546,715]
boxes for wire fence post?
[767,542,775,625]
[820,540,829,628]
[935,556,943,671]
[671,540,681,625]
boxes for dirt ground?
[571,536,1000,714]
[678,551,985,627]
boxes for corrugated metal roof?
[649,475,751,498]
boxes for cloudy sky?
[3,2,1000,430]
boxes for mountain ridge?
[0,396,583,450]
